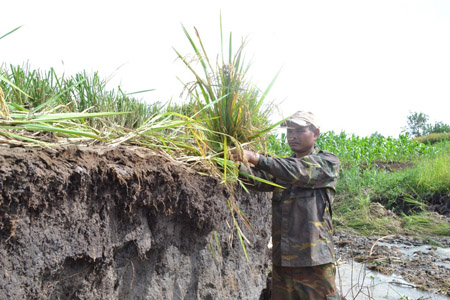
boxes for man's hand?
[230,149,260,166]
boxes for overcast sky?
[2,0,450,137]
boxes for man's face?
[286,123,319,156]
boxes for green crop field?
[266,130,450,236]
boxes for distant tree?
[430,121,450,133]
[404,111,450,137]
[405,111,429,137]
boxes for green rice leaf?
[247,117,289,140]
[0,74,32,99]
[227,199,249,262]
[0,130,49,145]
[1,123,107,141]
[7,102,29,112]
[0,25,23,40]
[256,68,282,111]
[33,112,130,122]
[223,137,228,183]
[239,171,286,189]
[125,89,155,96]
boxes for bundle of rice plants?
[173,17,288,261]
[173,16,283,154]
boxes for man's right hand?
[230,149,260,166]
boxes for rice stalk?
[0,64,160,130]
[0,130,49,146]
[0,72,32,100]
[227,199,249,262]
[111,112,189,146]
[0,86,10,120]
[33,78,88,113]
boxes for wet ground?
[337,261,449,300]
[335,232,450,299]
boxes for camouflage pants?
[271,263,340,300]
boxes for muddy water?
[336,241,450,300]
[337,261,449,300]
[377,241,450,270]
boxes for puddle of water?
[377,242,450,270]
[377,242,450,259]
[336,261,449,300]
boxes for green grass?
[341,147,450,236]
[402,213,450,236]
[414,149,450,194]
[414,132,450,144]
[266,130,450,237]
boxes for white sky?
[2,0,450,137]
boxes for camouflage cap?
[282,111,320,128]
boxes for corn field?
[268,131,438,166]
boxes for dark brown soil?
[0,144,227,235]
[0,144,272,299]
[371,160,414,172]
[429,193,450,216]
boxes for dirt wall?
[0,145,271,300]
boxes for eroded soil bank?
[0,144,271,300]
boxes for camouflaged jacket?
[240,148,340,267]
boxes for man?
[231,111,340,300]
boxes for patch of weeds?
[401,212,450,236]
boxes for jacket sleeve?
[255,150,340,189]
